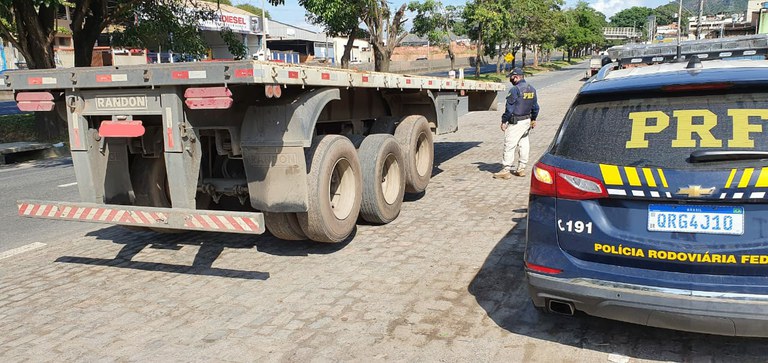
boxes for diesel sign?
[95,96,148,110]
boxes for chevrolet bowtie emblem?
[676,185,716,198]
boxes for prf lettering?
[625,109,768,149]
[523,92,535,100]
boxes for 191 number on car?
[558,219,593,234]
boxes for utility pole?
[697,0,705,39]
[676,0,683,60]
[261,0,267,60]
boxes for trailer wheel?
[264,212,307,240]
[394,115,434,193]
[131,155,171,208]
[358,134,405,224]
[298,135,362,243]
[346,133,365,149]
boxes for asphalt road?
[0,157,99,254]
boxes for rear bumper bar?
[528,272,768,337]
[17,200,265,234]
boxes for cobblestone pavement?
[2,71,768,362]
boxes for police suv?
[525,40,768,337]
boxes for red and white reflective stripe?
[95,74,128,82]
[18,203,167,225]
[171,70,207,79]
[27,77,57,85]
[235,68,254,78]
[184,214,259,232]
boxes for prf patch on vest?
[523,92,535,100]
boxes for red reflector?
[662,82,732,92]
[428,80,433,85]
[96,74,112,82]
[172,71,189,79]
[16,92,55,111]
[184,86,232,98]
[406,79,412,84]
[27,77,42,85]
[98,121,145,138]
[235,68,254,78]
[362,76,369,82]
[525,262,562,275]
[321,73,330,80]
[288,71,299,79]
[185,98,233,109]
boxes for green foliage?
[609,6,653,28]
[0,114,36,143]
[235,4,271,19]
[557,1,606,51]
[111,0,216,57]
[408,0,462,45]
[220,27,248,59]
[299,0,362,38]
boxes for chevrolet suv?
[525,57,768,337]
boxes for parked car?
[525,56,768,337]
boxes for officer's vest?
[511,82,536,117]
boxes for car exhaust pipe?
[547,299,575,316]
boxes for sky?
[231,0,672,32]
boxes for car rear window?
[553,92,768,169]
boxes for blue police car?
[525,56,768,337]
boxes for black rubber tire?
[394,115,434,193]
[264,212,307,240]
[131,155,171,208]
[297,135,362,243]
[358,134,405,224]
[369,116,397,135]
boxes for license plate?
[648,204,744,235]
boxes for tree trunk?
[372,43,390,72]
[72,0,107,67]
[6,0,57,69]
[340,31,357,69]
[34,111,67,142]
[447,40,455,71]
[475,26,482,77]
[533,46,539,67]
[521,43,527,68]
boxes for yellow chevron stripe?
[657,168,668,188]
[624,167,642,186]
[600,164,623,186]
[756,168,768,187]
[642,168,657,188]
[739,168,754,188]
[725,169,737,188]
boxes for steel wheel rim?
[381,153,401,205]
[414,132,430,177]
[329,158,356,220]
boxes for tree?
[70,0,145,67]
[201,0,231,5]
[609,6,652,28]
[0,0,61,69]
[361,1,408,72]
[463,0,511,77]
[408,0,462,71]
[111,0,236,59]
[299,0,364,69]
[235,4,271,19]
[557,2,606,60]
[512,0,564,67]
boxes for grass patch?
[466,73,506,83]
[467,56,588,81]
[0,113,37,143]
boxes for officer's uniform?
[498,68,539,177]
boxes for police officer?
[493,67,539,179]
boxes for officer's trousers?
[502,118,530,172]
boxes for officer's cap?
[508,68,524,77]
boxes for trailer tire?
[358,134,405,224]
[394,115,433,193]
[129,155,183,234]
[264,212,307,240]
[298,135,362,243]
[346,133,365,149]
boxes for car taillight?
[530,162,608,200]
[524,261,562,274]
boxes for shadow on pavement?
[468,215,768,360]
[54,225,355,279]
